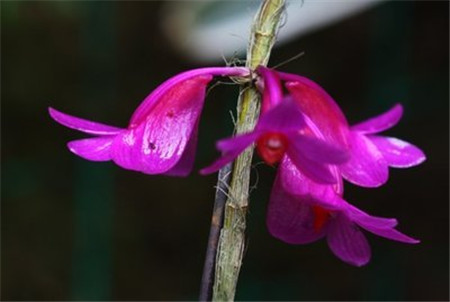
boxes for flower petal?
[340,132,388,187]
[369,136,426,168]
[68,136,115,161]
[111,75,210,175]
[110,123,146,172]
[257,66,283,112]
[286,147,337,184]
[200,132,259,175]
[280,73,350,149]
[359,225,420,244]
[49,107,122,135]
[347,204,419,243]
[256,98,306,132]
[344,203,398,229]
[278,157,344,210]
[129,67,249,127]
[288,133,350,165]
[351,104,403,134]
[267,175,326,244]
[327,213,371,266]
[216,132,261,153]
[164,123,199,177]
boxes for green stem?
[212,0,285,301]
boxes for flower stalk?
[212,0,285,300]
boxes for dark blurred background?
[2,1,448,301]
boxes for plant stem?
[212,1,285,301]
[199,164,232,301]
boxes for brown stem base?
[199,164,232,301]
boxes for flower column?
[212,0,285,300]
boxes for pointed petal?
[49,107,122,135]
[340,132,389,187]
[360,225,420,244]
[67,136,115,161]
[200,132,259,175]
[351,104,403,134]
[256,99,306,132]
[278,157,343,210]
[369,136,426,168]
[267,175,326,244]
[347,204,419,243]
[281,74,350,148]
[288,133,350,165]
[216,132,261,153]
[344,203,398,229]
[327,214,371,266]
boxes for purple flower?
[201,67,349,184]
[203,66,424,187]
[267,157,419,266]
[49,67,249,176]
[277,71,426,187]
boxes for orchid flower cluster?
[49,65,425,266]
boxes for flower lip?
[256,132,289,165]
[312,205,331,232]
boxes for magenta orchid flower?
[49,63,425,267]
[201,67,349,184]
[49,67,249,176]
[277,71,426,187]
[267,157,419,266]
[203,66,424,188]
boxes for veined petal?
[369,136,426,168]
[129,67,249,127]
[200,132,259,175]
[340,132,388,187]
[327,213,371,267]
[351,104,403,134]
[111,75,210,175]
[49,107,122,135]
[68,136,115,161]
[267,175,326,244]
[280,73,349,149]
